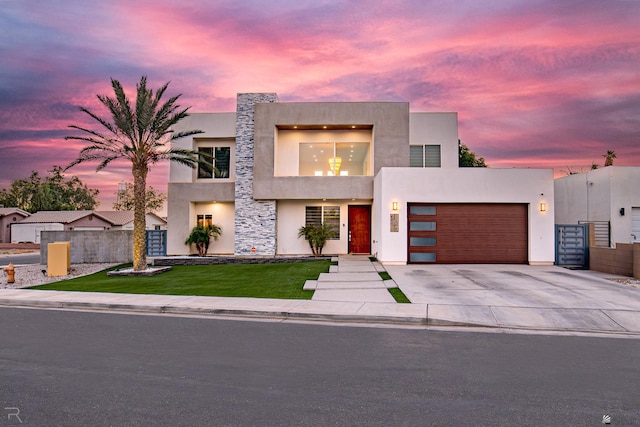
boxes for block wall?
[589,243,634,277]
[40,230,133,264]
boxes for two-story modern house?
[167,93,555,265]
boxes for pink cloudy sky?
[1,0,639,211]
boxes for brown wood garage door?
[408,203,528,264]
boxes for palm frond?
[66,75,200,174]
[67,124,110,141]
[170,128,205,141]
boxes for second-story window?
[198,147,231,179]
[299,142,370,176]
[410,145,441,168]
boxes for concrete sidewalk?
[1,258,640,335]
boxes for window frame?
[409,145,441,168]
[196,214,213,228]
[305,205,340,239]
[298,141,371,177]
[197,146,231,179]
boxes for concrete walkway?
[304,255,396,303]
[1,259,640,335]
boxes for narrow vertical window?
[410,145,424,167]
[424,145,441,167]
[198,147,214,178]
[215,147,230,178]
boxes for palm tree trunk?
[132,164,148,271]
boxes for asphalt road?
[0,252,41,267]
[1,308,639,426]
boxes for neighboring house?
[11,210,167,243]
[168,93,555,265]
[0,207,30,243]
[94,211,167,231]
[555,167,640,246]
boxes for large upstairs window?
[274,127,373,177]
[299,142,370,176]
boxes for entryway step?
[317,272,382,282]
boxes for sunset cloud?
[1,0,639,210]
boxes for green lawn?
[388,287,411,303]
[32,260,331,300]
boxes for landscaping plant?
[297,223,336,256]
[185,224,222,256]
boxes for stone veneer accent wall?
[235,93,278,255]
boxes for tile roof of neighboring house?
[17,210,95,224]
[95,211,166,225]
[16,210,168,226]
[94,210,134,226]
[0,208,30,217]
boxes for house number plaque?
[390,214,399,232]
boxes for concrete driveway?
[385,264,640,333]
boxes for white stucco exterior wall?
[192,202,235,255]
[277,200,368,255]
[170,112,236,183]
[554,167,640,245]
[373,167,555,265]
[409,112,458,169]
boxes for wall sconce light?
[392,201,399,211]
[539,202,547,212]
[620,208,625,216]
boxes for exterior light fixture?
[328,157,342,175]
[392,201,399,211]
[539,202,547,212]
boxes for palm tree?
[65,76,203,271]
[603,150,617,167]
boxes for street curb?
[0,299,431,326]
[3,297,640,335]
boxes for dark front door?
[348,205,371,254]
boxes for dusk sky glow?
[1,0,639,210]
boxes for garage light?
[539,202,547,212]
[392,201,399,211]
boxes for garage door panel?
[408,203,528,264]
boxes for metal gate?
[555,224,588,268]
[146,230,167,256]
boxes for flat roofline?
[276,124,373,130]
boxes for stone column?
[234,93,278,255]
